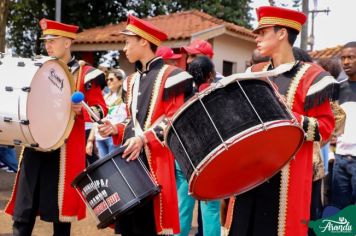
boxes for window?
[223,60,236,76]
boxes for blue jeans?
[331,154,356,209]
[96,138,116,158]
[0,146,18,172]
[175,161,221,236]
[321,143,330,174]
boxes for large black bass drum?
[165,72,304,200]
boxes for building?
[72,10,257,75]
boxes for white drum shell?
[0,55,74,151]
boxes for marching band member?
[5,19,107,236]
[98,14,193,236]
[228,6,336,236]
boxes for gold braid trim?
[58,145,78,222]
[277,63,311,235]
[143,64,169,233]
[286,63,311,109]
[259,17,302,32]
[126,72,139,117]
[278,163,290,236]
[306,117,317,141]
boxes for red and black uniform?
[228,61,336,236]
[112,57,193,235]
[5,57,107,234]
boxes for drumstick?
[76,60,86,91]
[71,91,103,124]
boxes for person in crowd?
[228,6,335,236]
[156,45,182,66]
[0,147,18,173]
[86,68,127,158]
[175,56,221,236]
[5,18,107,236]
[181,38,223,82]
[331,41,356,209]
[98,14,193,236]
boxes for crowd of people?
[1,5,355,236]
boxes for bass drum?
[165,78,304,200]
[0,54,75,151]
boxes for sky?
[249,0,356,51]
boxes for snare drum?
[166,78,304,200]
[0,54,75,151]
[72,147,160,229]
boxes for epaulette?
[84,67,106,89]
[163,68,193,100]
[304,68,339,111]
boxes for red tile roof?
[74,10,256,45]
[309,45,343,59]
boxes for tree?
[126,0,253,29]
[7,0,253,57]
[0,0,9,52]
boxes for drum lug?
[21,87,31,92]
[13,140,22,145]
[20,120,30,125]
[31,143,39,148]
[34,62,43,67]
[5,86,13,92]
[3,117,12,122]
[17,61,25,67]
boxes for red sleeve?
[294,100,335,142]
[144,92,186,146]
[82,83,107,122]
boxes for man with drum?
[5,19,107,236]
[227,6,336,236]
[98,14,193,235]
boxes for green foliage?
[7,0,252,57]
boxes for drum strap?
[131,72,144,136]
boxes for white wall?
[212,34,256,74]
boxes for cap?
[156,46,182,60]
[181,39,214,58]
[39,18,79,40]
[253,6,307,33]
[121,14,168,46]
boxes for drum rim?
[186,121,305,200]
[28,58,76,151]
[71,146,126,187]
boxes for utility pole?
[308,8,330,51]
[300,0,309,50]
[56,0,61,22]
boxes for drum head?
[189,123,304,200]
[27,59,74,150]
